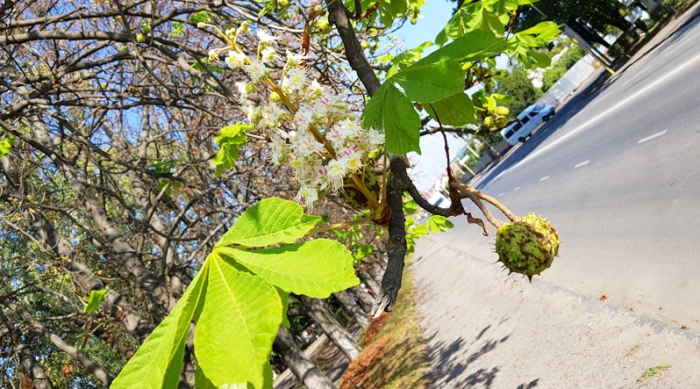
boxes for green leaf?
[403,199,418,215]
[212,123,251,177]
[0,138,12,157]
[528,49,552,68]
[416,30,509,67]
[517,21,560,41]
[190,10,213,24]
[392,58,464,103]
[216,197,321,248]
[276,287,291,328]
[112,263,208,389]
[426,215,454,233]
[362,82,420,155]
[218,239,359,298]
[83,288,108,313]
[194,254,281,388]
[425,93,476,126]
[411,224,430,236]
[353,244,374,262]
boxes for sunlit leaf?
[194,254,281,388]
[112,264,208,389]
[218,239,359,298]
[216,197,321,248]
[83,288,109,313]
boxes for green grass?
[637,364,671,381]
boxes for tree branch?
[2,300,114,386]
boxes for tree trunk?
[333,290,371,328]
[300,296,361,361]
[273,326,336,389]
[350,286,375,314]
[356,267,381,297]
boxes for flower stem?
[308,216,372,235]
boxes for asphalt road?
[467,15,700,330]
[411,9,700,389]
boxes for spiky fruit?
[494,214,560,281]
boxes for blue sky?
[393,1,467,193]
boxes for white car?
[500,104,556,146]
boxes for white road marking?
[512,50,700,169]
[514,186,521,191]
[498,192,504,196]
[539,176,550,182]
[574,160,590,169]
[638,129,668,144]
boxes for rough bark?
[326,0,381,96]
[333,290,371,328]
[273,325,336,389]
[300,295,361,361]
[371,158,409,317]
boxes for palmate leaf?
[216,198,321,248]
[417,29,509,67]
[218,238,359,298]
[111,262,208,389]
[425,92,477,126]
[194,253,281,388]
[362,81,420,155]
[392,58,464,103]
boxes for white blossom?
[366,128,385,147]
[292,107,314,132]
[261,46,276,62]
[268,134,287,164]
[225,51,246,70]
[243,58,266,81]
[295,184,318,211]
[339,149,363,172]
[235,82,249,101]
[261,102,285,129]
[308,79,324,98]
[292,132,325,158]
[257,29,277,43]
[282,68,307,94]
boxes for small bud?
[197,22,207,29]
[136,34,146,43]
[495,106,509,116]
[270,92,281,102]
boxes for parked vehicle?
[500,104,556,146]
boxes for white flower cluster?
[254,73,384,209]
[214,27,384,210]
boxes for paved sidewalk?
[412,223,700,388]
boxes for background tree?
[495,68,542,118]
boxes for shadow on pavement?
[422,319,538,388]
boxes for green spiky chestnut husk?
[494,214,560,281]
